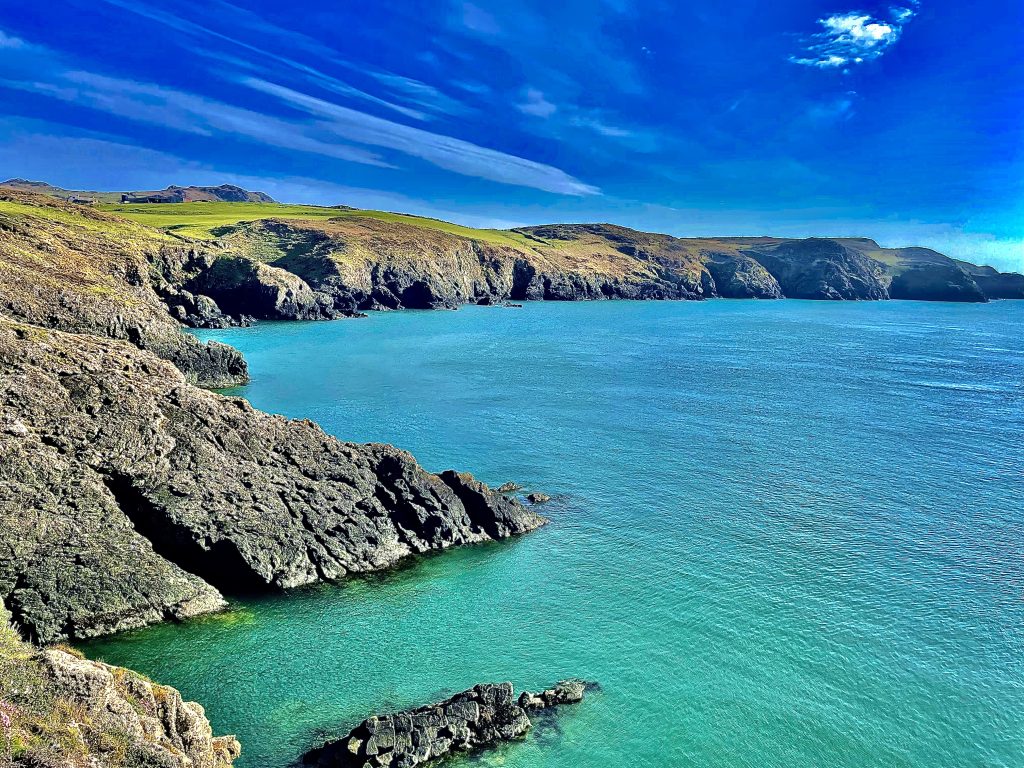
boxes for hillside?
[0,179,275,204]
[94,199,1024,316]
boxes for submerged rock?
[303,680,591,768]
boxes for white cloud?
[791,5,918,69]
[516,88,557,118]
[457,3,502,36]
[5,69,389,167]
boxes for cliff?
[0,191,247,387]
[0,621,239,767]
[96,200,1020,318]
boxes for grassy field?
[0,200,169,241]
[99,201,538,247]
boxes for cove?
[81,300,1024,768]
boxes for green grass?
[0,201,170,242]
[99,202,538,248]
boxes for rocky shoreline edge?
[303,680,595,768]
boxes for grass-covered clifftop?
[0,191,247,387]
[95,199,1023,310]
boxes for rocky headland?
[0,318,544,644]
[303,680,592,768]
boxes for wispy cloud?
[0,27,595,195]
[1,66,389,166]
[242,78,599,195]
[806,91,859,122]
[93,0,438,121]
[0,29,29,49]
[516,88,557,118]
[456,3,502,36]
[791,4,918,69]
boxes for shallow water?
[82,300,1024,767]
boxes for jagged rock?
[0,632,239,768]
[303,680,590,768]
[185,256,343,321]
[703,252,783,298]
[0,319,545,643]
[497,482,521,493]
[526,492,551,504]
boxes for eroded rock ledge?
[303,680,592,768]
[0,618,239,768]
[0,319,545,644]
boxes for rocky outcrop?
[703,252,783,298]
[0,318,545,643]
[303,680,591,768]
[185,256,343,321]
[120,184,275,204]
[888,263,987,302]
[0,190,247,387]
[0,627,239,768]
[743,239,889,300]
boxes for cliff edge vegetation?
[0,617,239,767]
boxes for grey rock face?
[0,319,545,643]
[185,256,344,321]
[703,253,783,298]
[888,263,987,302]
[745,239,889,300]
[303,680,591,768]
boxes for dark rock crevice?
[100,473,269,595]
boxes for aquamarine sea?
[82,300,1024,767]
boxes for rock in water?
[0,319,546,643]
[526,492,552,504]
[303,681,591,768]
[497,481,522,493]
[516,679,591,710]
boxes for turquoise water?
[83,300,1024,767]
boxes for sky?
[0,0,1022,271]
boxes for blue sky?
[1,0,1022,271]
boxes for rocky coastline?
[303,680,592,768]
[1,186,1021,767]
